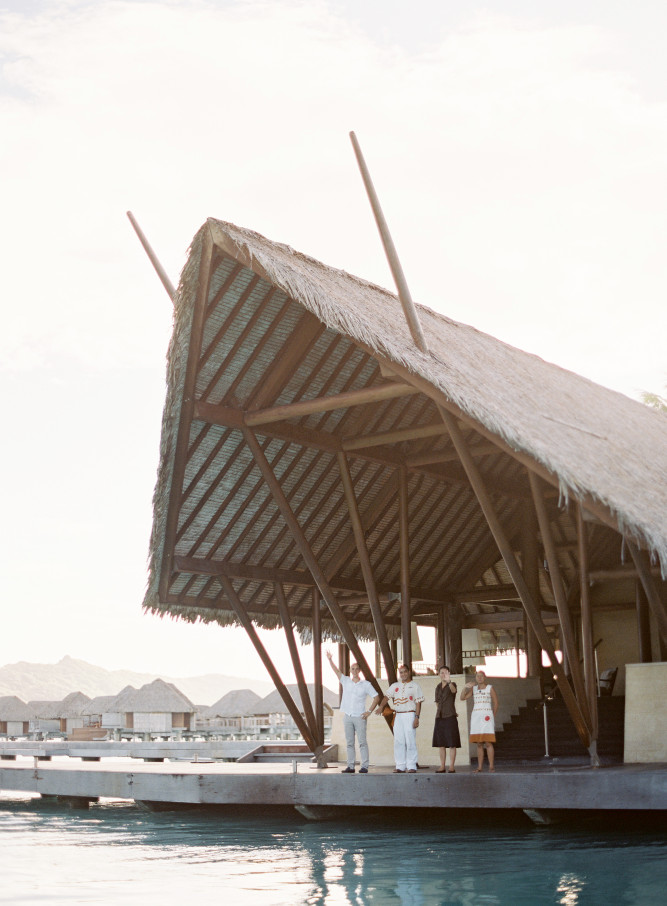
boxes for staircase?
[491,696,625,764]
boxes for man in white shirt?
[376,665,424,773]
[326,649,380,773]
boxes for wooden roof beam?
[245,383,419,426]
[173,555,450,603]
[462,610,561,630]
[342,421,446,451]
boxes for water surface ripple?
[1,794,665,904]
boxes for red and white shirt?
[385,680,424,713]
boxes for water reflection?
[1,795,666,905]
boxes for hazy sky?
[1,0,665,683]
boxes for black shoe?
[342,767,355,773]
[359,767,368,773]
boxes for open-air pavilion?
[142,215,667,769]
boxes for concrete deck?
[1,758,666,818]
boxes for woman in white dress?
[461,670,499,772]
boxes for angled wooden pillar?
[529,473,592,731]
[447,603,463,674]
[216,575,324,761]
[520,503,542,678]
[159,229,214,602]
[576,505,599,742]
[337,452,396,682]
[399,465,412,669]
[312,588,324,746]
[274,582,319,742]
[636,581,652,663]
[241,426,382,698]
[439,406,593,755]
[626,540,667,648]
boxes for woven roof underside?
[144,220,667,644]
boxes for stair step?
[489,696,625,764]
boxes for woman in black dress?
[432,665,461,772]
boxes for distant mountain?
[0,655,273,705]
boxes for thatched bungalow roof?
[205,688,262,718]
[28,700,63,720]
[143,218,667,647]
[58,691,91,718]
[0,695,32,721]
[81,695,117,716]
[250,684,338,716]
[110,679,195,713]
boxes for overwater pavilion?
[143,217,667,768]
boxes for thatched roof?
[204,688,262,718]
[250,684,338,715]
[57,691,91,718]
[81,695,117,716]
[110,678,195,713]
[0,695,32,721]
[28,700,64,720]
[143,218,667,641]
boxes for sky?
[1,0,665,684]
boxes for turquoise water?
[1,794,666,905]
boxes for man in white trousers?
[376,665,424,773]
[326,650,381,773]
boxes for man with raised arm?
[326,649,381,773]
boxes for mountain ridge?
[0,655,274,706]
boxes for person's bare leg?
[448,748,456,772]
[475,743,484,771]
[439,747,446,771]
[487,743,495,772]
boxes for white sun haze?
[0,0,664,678]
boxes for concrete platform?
[1,758,666,819]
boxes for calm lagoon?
[1,793,665,905]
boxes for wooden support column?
[216,575,324,760]
[659,583,667,662]
[436,607,447,668]
[337,644,349,705]
[337,452,396,682]
[520,503,542,678]
[447,603,463,674]
[529,473,592,731]
[627,540,667,648]
[312,588,324,747]
[241,427,382,699]
[399,466,412,669]
[576,505,599,744]
[274,583,319,743]
[636,581,652,663]
[515,629,522,677]
[439,406,593,754]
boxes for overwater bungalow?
[108,678,196,734]
[141,216,667,769]
[246,684,338,739]
[0,696,31,737]
[58,691,92,735]
[199,688,262,733]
